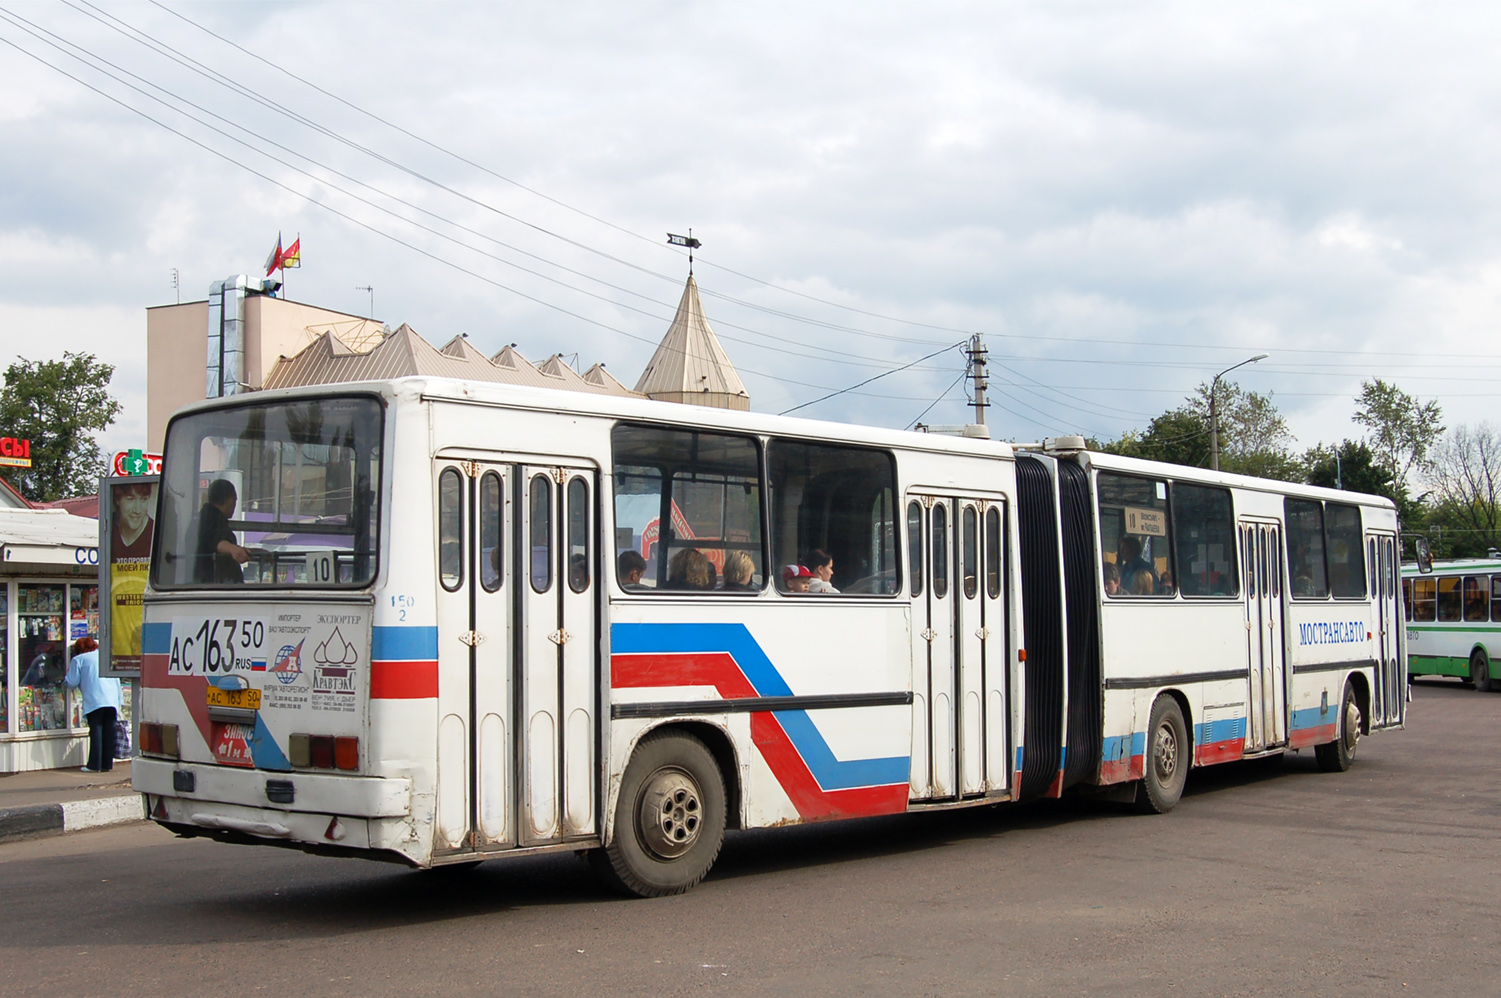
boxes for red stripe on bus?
[611,652,756,699]
[370,659,439,699]
[750,712,908,821]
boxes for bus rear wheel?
[1471,651,1493,693]
[1315,680,1361,772]
[595,730,726,898]
[1136,695,1189,814]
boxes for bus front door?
[1242,520,1287,751]
[433,460,598,857]
[1367,531,1403,726]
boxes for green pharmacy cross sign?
[111,449,163,477]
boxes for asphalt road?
[3,680,1497,997]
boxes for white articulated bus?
[133,377,1404,895]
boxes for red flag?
[280,237,301,269]
[264,233,283,276]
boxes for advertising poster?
[99,475,158,678]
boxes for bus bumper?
[133,758,412,833]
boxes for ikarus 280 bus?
[134,377,1406,895]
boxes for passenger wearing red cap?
[781,564,814,593]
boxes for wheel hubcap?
[1343,701,1361,753]
[637,767,702,860]
[1153,722,1179,780]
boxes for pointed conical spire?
[633,275,749,410]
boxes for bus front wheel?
[1315,680,1361,773]
[1136,695,1189,814]
[1471,650,1493,693]
[595,730,726,898]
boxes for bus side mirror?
[1414,536,1433,575]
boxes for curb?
[0,795,146,844]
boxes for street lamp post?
[1210,353,1269,472]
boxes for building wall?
[146,301,209,453]
[147,295,373,450]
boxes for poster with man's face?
[100,477,157,677]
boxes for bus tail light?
[141,723,179,759]
[310,735,335,769]
[335,737,359,771]
[288,733,360,770]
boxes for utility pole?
[966,334,989,427]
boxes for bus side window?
[1284,498,1329,599]
[768,439,899,596]
[1325,502,1365,599]
[438,467,463,593]
[908,501,924,598]
[1437,576,1461,622]
[1170,483,1236,597]
[480,471,503,593]
[530,475,552,594]
[567,477,589,594]
[1402,578,1412,621]
[1464,576,1488,622]
[1413,577,1437,621]
[962,505,979,599]
[1492,576,1501,622]
[932,504,949,599]
[985,505,1002,600]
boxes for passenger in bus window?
[782,564,814,593]
[806,549,839,593]
[1293,571,1316,597]
[668,548,713,590]
[1158,570,1176,596]
[723,551,757,591]
[1103,561,1121,596]
[194,479,249,584]
[1117,536,1157,595]
[617,550,648,589]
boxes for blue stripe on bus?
[372,626,439,661]
[611,622,907,791]
[1101,732,1147,761]
[1194,716,1246,746]
[1290,704,1336,731]
[143,622,173,656]
[611,622,794,696]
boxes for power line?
[780,343,964,415]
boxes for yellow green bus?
[1401,559,1501,690]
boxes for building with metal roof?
[633,276,750,410]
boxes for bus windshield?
[152,395,384,589]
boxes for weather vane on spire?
[667,230,701,276]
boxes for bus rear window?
[152,396,383,588]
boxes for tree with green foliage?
[0,352,122,502]
[1352,378,1444,490]
[1100,380,1300,480]
[1424,423,1501,558]
[1304,440,1395,497]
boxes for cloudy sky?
[2,1,1498,460]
